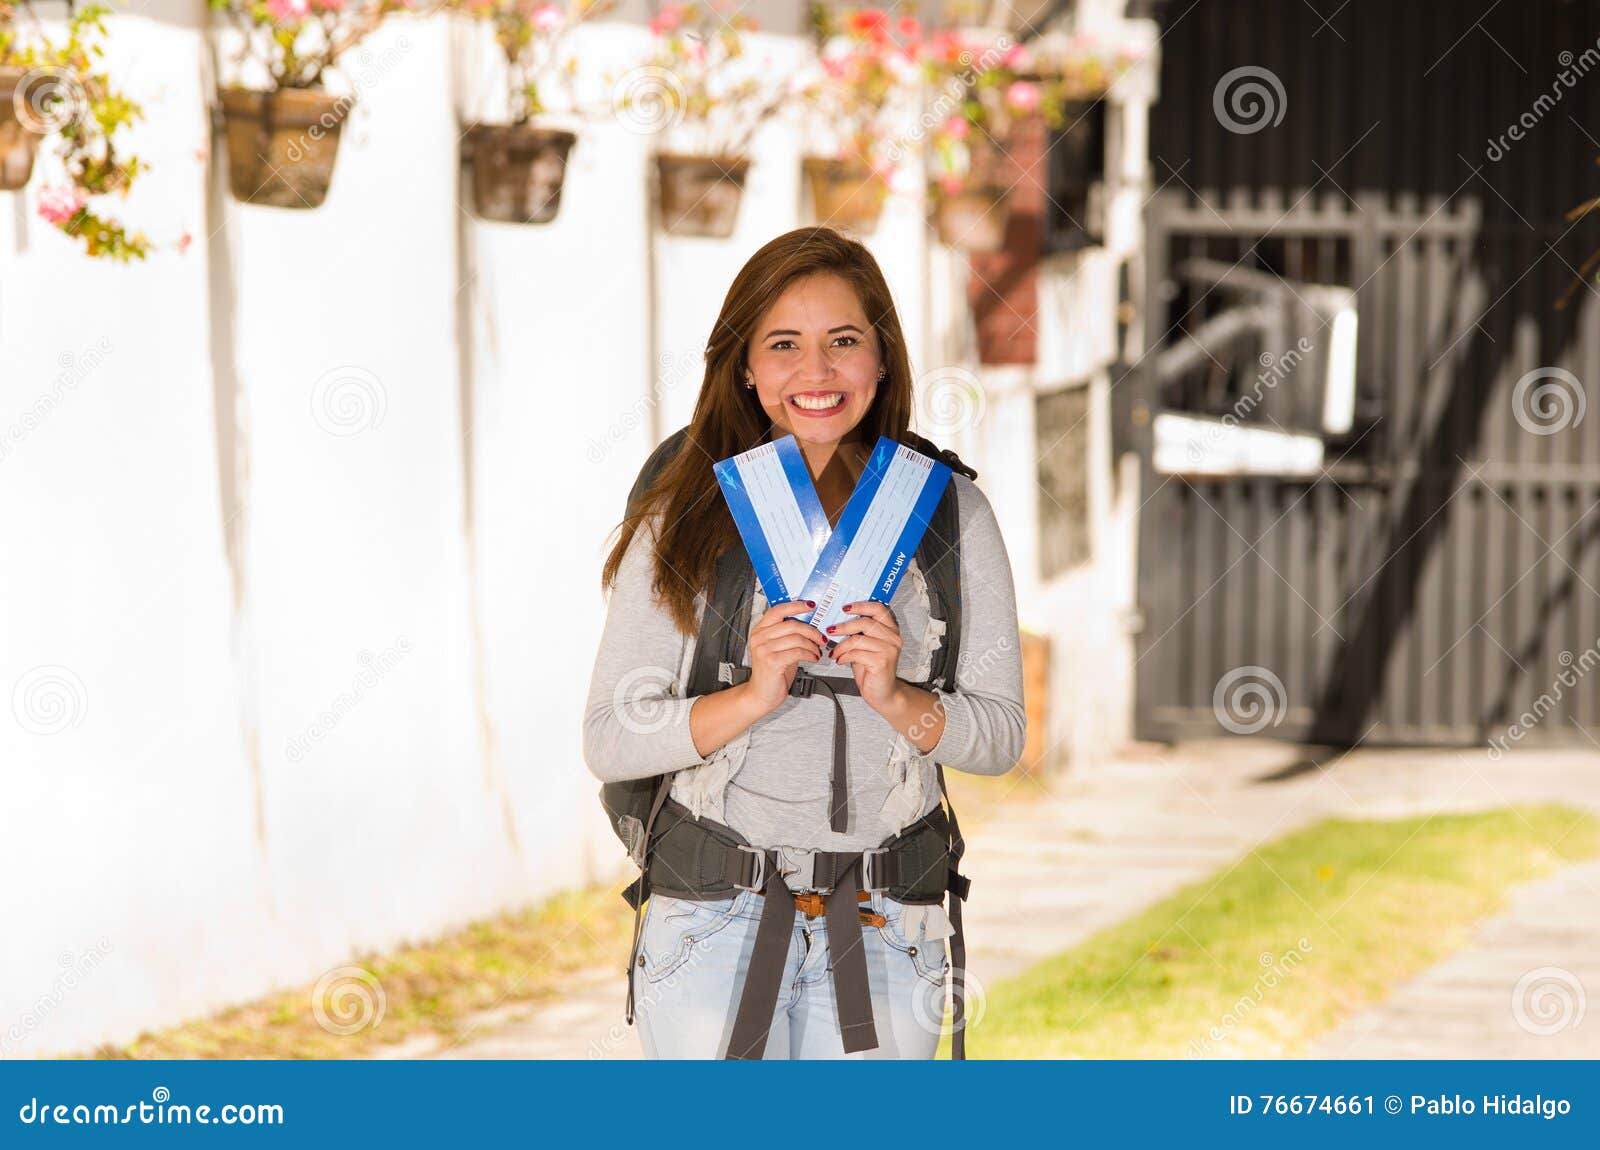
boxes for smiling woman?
[584,226,1028,1061]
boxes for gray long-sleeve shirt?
[582,472,1026,852]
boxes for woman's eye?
[771,336,860,350]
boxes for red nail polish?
[825,624,837,633]
[805,600,816,607]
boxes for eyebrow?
[762,324,865,340]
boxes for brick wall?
[968,108,1046,365]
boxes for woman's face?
[745,272,881,448]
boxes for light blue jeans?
[633,887,951,1059]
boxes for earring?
[743,374,755,389]
[877,367,887,380]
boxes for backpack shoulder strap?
[686,547,755,698]
[905,433,975,692]
[625,423,755,701]
[625,424,693,520]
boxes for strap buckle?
[860,847,888,892]
[790,672,816,698]
[774,845,822,893]
[733,844,769,892]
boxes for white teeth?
[792,393,844,411]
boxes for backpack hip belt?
[618,765,970,1060]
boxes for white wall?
[998,12,1161,769]
[0,2,1151,1055]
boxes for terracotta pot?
[654,151,749,238]
[802,157,887,234]
[930,183,1011,252]
[459,123,577,225]
[0,67,40,192]
[219,86,350,209]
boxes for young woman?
[583,226,1026,1059]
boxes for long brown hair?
[600,225,917,638]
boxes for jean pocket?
[876,898,949,987]
[638,894,742,983]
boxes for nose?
[801,340,835,383]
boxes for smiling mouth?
[788,392,846,412]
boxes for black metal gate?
[1131,0,1600,746]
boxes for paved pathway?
[389,740,1600,1059]
[1306,859,1600,1058]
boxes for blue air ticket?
[712,435,832,608]
[795,437,953,646]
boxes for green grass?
[956,803,1600,1059]
[94,885,637,1059]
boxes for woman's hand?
[826,599,903,711]
[742,599,827,716]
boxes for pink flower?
[311,0,344,12]
[685,39,706,65]
[266,0,310,20]
[529,2,562,32]
[938,172,963,195]
[37,185,87,226]
[177,231,194,254]
[847,9,890,46]
[649,4,684,36]
[1004,80,1041,113]
[1001,41,1031,70]
[943,114,968,141]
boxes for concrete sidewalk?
[394,740,1600,1059]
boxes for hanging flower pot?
[219,86,350,209]
[803,157,888,235]
[460,123,577,225]
[0,66,41,191]
[655,152,749,238]
[930,183,1011,252]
